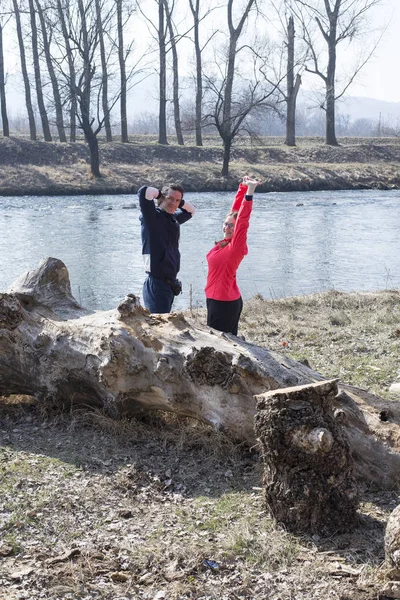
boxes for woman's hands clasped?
[242,175,262,196]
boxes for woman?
[205,176,260,335]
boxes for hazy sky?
[329,0,400,103]
[3,0,400,117]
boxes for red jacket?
[205,182,252,301]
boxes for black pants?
[206,297,243,336]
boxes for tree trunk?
[325,24,338,146]
[189,0,202,146]
[0,22,9,137]
[117,0,128,142]
[164,0,183,145]
[95,0,112,142]
[221,137,231,177]
[285,16,301,147]
[220,36,236,175]
[35,0,67,142]
[81,116,101,178]
[285,74,301,147]
[78,0,91,110]
[169,29,184,145]
[12,0,37,141]
[255,380,359,535]
[57,0,77,141]
[158,0,168,145]
[3,258,400,491]
[325,78,338,145]
[28,0,52,141]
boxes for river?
[1,189,399,310]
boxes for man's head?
[158,183,184,214]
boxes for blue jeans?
[142,275,175,314]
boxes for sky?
[3,0,400,118]
[320,0,400,103]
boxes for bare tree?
[187,0,216,146]
[95,0,112,141]
[113,0,147,142]
[12,0,37,140]
[188,0,202,145]
[259,2,304,146]
[116,0,127,142]
[163,0,184,145]
[28,0,52,140]
[158,0,169,144]
[137,0,194,145]
[51,0,106,175]
[35,0,67,142]
[292,0,383,146]
[136,0,169,144]
[205,0,280,176]
[56,0,78,141]
[285,14,302,145]
[0,13,10,136]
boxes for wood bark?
[255,380,359,535]
[2,258,400,491]
[385,504,400,571]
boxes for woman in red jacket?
[205,176,261,335]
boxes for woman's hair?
[157,183,185,206]
[216,211,238,247]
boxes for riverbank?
[1,290,400,599]
[1,135,400,195]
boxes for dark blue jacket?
[138,185,193,280]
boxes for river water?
[1,189,399,310]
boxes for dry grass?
[0,136,399,195]
[239,289,400,399]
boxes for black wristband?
[179,198,185,209]
[245,195,253,201]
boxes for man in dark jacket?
[138,183,196,313]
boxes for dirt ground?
[1,290,400,600]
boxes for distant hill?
[298,89,400,123]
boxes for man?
[138,183,196,313]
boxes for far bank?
[0,135,399,196]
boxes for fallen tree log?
[1,257,400,489]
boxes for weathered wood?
[1,257,400,490]
[254,380,359,535]
[385,504,400,574]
